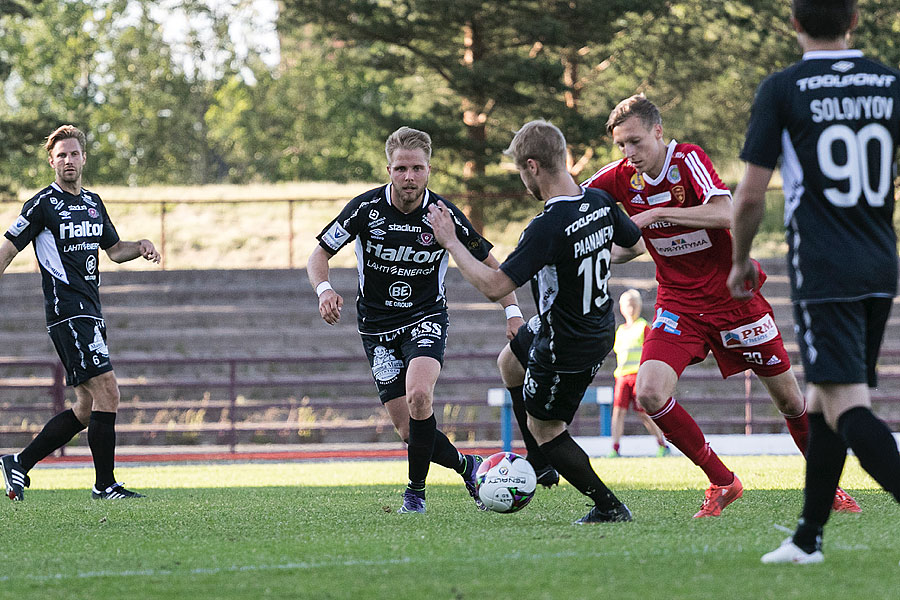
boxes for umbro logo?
[831,61,854,73]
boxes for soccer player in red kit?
[582,94,859,517]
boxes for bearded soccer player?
[1,125,160,501]
[307,126,524,514]
[582,94,859,517]
[729,0,900,564]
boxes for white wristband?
[504,305,523,320]
[316,281,333,297]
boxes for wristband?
[316,281,333,297]
[504,305,523,320]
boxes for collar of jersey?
[639,139,677,187]
[802,49,863,61]
[384,183,431,213]
[544,191,585,207]
[50,182,83,197]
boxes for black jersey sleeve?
[610,198,642,248]
[498,213,558,287]
[316,196,365,255]
[740,73,785,169]
[4,195,47,251]
[441,200,493,261]
[98,199,120,250]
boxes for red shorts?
[613,372,644,411]
[642,294,792,379]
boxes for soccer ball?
[475,452,537,513]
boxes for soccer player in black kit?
[728,0,900,563]
[429,120,646,523]
[307,126,524,514]
[1,125,160,501]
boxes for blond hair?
[385,126,432,163]
[619,288,642,310]
[504,120,567,173]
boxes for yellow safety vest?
[613,317,647,378]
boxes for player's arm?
[105,239,160,264]
[0,238,20,279]
[307,244,343,325]
[630,194,732,230]
[611,236,646,264]
[727,163,773,300]
[482,251,525,340]
[428,201,517,302]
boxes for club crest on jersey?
[88,207,99,218]
[719,314,778,348]
[667,165,681,183]
[417,232,435,246]
[672,186,686,204]
[629,173,645,191]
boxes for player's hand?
[426,201,459,249]
[505,316,525,341]
[630,209,660,229]
[318,289,343,325]
[727,259,758,301]
[139,239,161,264]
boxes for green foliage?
[2,457,897,600]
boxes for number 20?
[577,249,611,314]
[817,123,892,208]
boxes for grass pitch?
[0,455,897,600]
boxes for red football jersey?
[582,140,765,313]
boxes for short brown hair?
[45,125,87,155]
[504,120,567,173]
[606,94,662,136]
[385,126,432,163]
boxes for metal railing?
[6,351,900,455]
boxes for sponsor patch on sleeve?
[321,221,350,251]
[6,215,29,237]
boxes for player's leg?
[498,321,557,486]
[636,410,669,456]
[524,365,631,523]
[608,375,629,457]
[396,356,442,513]
[637,358,738,511]
[77,371,141,499]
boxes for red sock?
[783,407,809,455]
[649,398,733,486]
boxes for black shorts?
[48,316,114,387]
[509,316,540,367]
[360,313,449,403]
[523,361,600,424]
[793,297,892,387]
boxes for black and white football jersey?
[500,187,642,372]
[5,183,120,326]
[742,50,900,302]
[316,184,492,334]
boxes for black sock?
[88,411,117,489]
[18,409,86,471]
[407,414,437,489]
[794,413,846,552]
[509,385,550,470]
[838,406,900,502]
[430,429,465,472]
[540,430,619,509]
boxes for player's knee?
[635,388,665,413]
[405,387,433,413]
